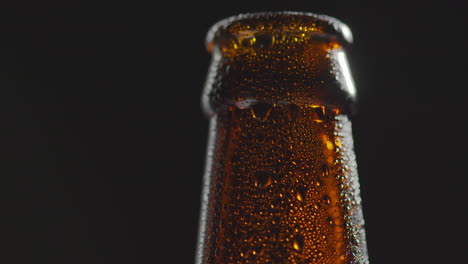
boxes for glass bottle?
[196,11,369,264]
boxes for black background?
[1,2,466,263]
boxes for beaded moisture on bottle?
[197,12,369,264]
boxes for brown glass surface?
[197,12,368,264]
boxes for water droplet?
[229,108,242,131]
[271,198,282,210]
[235,99,257,109]
[251,102,273,122]
[321,164,329,177]
[286,104,299,121]
[256,247,266,256]
[323,195,331,205]
[240,247,255,259]
[312,106,325,122]
[335,139,342,147]
[241,36,255,47]
[254,171,272,188]
[254,33,274,49]
[326,140,334,150]
[246,231,256,242]
[231,39,239,49]
[254,133,266,144]
[292,235,304,252]
[269,227,280,241]
[295,186,307,202]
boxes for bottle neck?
[202,41,356,117]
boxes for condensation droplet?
[335,138,342,147]
[251,102,273,122]
[231,39,239,50]
[293,235,304,252]
[286,104,299,121]
[323,195,331,205]
[257,247,266,256]
[321,164,329,177]
[240,248,254,259]
[241,36,256,47]
[246,231,256,242]
[253,32,274,49]
[312,106,325,122]
[230,106,238,118]
[295,186,307,202]
[254,133,266,144]
[254,171,272,188]
[270,227,280,241]
[326,140,334,150]
[235,99,258,109]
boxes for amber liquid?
[198,12,368,264]
[197,102,367,264]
